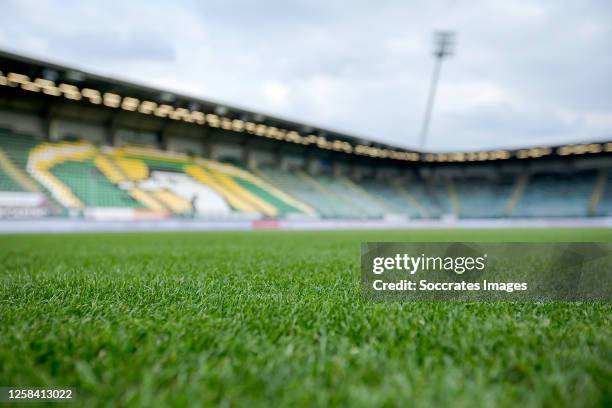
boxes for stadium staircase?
[589,169,607,215]
[505,174,528,216]
[446,180,461,216]
[593,170,612,216]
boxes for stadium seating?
[0,129,610,220]
[0,165,24,192]
[593,170,612,216]
[0,133,315,218]
[511,171,597,217]
[0,131,65,215]
[358,179,426,218]
[454,176,516,218]
[405,179,455,218]
[258,168,361,218]
[50,160,143,208]
[0,129,41,168]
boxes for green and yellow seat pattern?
[21,140,315,217]
[107,145,314,216]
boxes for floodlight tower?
[419,31,456,149]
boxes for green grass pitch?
[0,228,611,406]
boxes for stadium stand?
[405,179,454,218]
[257,168,358,218]
[0,168,22,191]
[0,50,610,221]
[356,178,423,218]
[50,160,142,209]
[454,176,516,218]
[0,130,321,218]
[511,171,597,217]
[593,170,612,216]
[0,129,610,220]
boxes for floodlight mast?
[419,31,455,149]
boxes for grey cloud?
[0,0,609,150]
[55,31,176,63]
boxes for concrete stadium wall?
[51,119,106,143]
[212,143,242,162]
[115,128,157,147]
[166,136,204,156]
[0,110,45,137]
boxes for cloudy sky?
[0,0,610,151]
